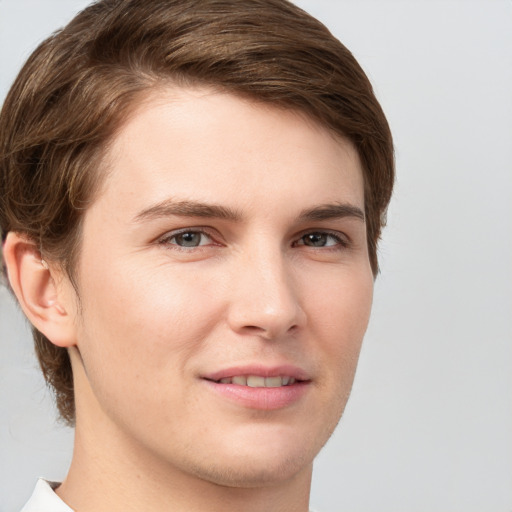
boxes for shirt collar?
[21,479,73,512]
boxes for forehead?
[95,86,364,220]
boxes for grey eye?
[297,232,344,248]
[172,232,207,247]
[302,233,329,247]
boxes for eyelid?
[293,229,350,248]
[155,226,350,250]
[157,226,221,247]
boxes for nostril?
[242,325,265,333]
[241,323,299,338]
[227,284,306,339]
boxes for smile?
[215,376,297,387]
[203,365,310,409]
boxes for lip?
[202,364,311,411]
[204,364,310,382]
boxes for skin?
[6,86,373,512]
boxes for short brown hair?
[0,0,394,424]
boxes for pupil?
[177,232,200,247]
[305,233,326,247]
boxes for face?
[66,86,373,487]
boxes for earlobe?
[3,232,77,348]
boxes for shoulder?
[20,479,73,512]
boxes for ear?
[3,232,77,347]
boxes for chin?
[188,450,314,488]
[185,422,337,488]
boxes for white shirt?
[21,479,73,512]
[21,478,319,512]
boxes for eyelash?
[157,228,350,251]
[158,228,216,250]
[293,230,349,249]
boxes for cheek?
[306,265,373,371]
[72,267,223,433]
[309,263,373,331]
[74,262,225,402]
[297,266,373,449]
[83,261,220,344]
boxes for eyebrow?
[133,199,242,223]
[133,199,364,224]
[297,203,365,223]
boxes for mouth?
[208,375,299,388]
[202,366,310,410]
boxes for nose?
[226,247,306,340]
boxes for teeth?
[265,376,283,388]
[217,375,297,388]
[247,375,265,387]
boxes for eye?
[295,231,347,248]
[161,230,213,248]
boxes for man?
[0,1,394,510]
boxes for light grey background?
[1,1,511,511]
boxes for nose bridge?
[228,240,305,338]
